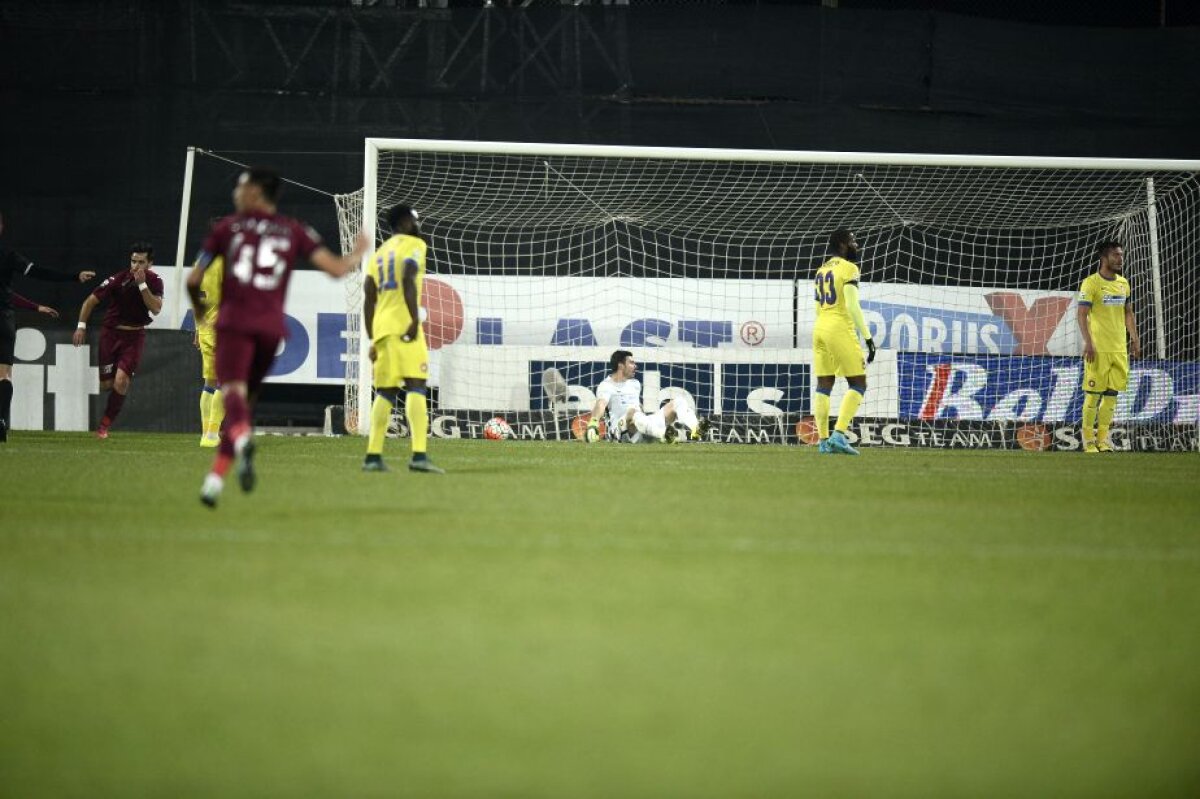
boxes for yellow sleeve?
[1077,275,1096,307]
[843,282,869,340]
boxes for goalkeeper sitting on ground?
[585,349,709,444]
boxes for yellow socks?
[814,390,831,439]
[1097,394,1117,442]
[406,390,429,456]
[367,394,392,455]
[208,389,224,436]
[835,388,863,433]
[1081,393,1100,444]
[200,390,212,434]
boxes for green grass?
[2,431,1199,798]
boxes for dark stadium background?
[2,0,1197,423]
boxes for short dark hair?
[242,167,282,203]
[1095,240,1123,258]
[828,229,854,252]
[129,241,154,260]
[386,205,418,231]
[609,350,632,373]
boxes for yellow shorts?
[198,329,217,383]
[373,334,429,387]
[813,324,865,378]
[1082,351,1128,393]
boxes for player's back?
[814,256,860,330]
[368,233,427,340]
[203,210,323,337]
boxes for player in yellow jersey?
[194,254,225,447]
[1076,240,1140,453]
[812,229,877,455]
[362,205,444,474]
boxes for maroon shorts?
[215,329,281,393]
[99,327,146,382]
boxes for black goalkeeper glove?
[865,337,877,364]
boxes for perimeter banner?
[325,406,1198,452]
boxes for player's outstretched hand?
[71,328,85,347]
[78,270,96,282]
[865,337,877,364]
[37,305,59,318]
[585,418,600,443]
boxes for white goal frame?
[353,138,1200,439]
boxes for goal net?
[335,140,1200,451]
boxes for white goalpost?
[335,139,1200,451]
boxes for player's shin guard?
[406,388,429,456]
[368,393,393,456]
[1097,393,1117,442]
[835,388,863,433]
[814,389,831,440]
[1081,392,1101,444]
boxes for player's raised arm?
[129,246,162,316]
[21,260,94,284]
[310,231,370,279]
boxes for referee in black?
[0,211,95,441]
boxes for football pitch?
[2,432,1198,797]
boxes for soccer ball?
[483,417,513,440]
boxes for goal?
[335,140,1200,451]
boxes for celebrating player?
[188,167,369,507]
[1076,240,1141,453]
[361,205,443,474]
[584,350,708,444]
[73,242,163,438]
[194,254,225,447]
[812,228,876,455]
[1,211,95,442]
